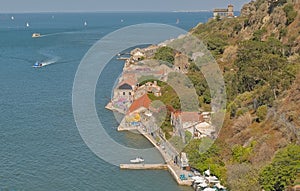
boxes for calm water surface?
[0,12,211,191]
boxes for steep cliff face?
[276,72,300,142]
[240,0,300,53]
[223,0,300,147]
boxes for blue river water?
[0,12,211,191]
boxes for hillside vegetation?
[183,0,300,190]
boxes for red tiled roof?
[180,112,201,123]
[128,94,151,114]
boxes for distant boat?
[26,22,30,27]
[121,19,124,23]
[176,18,180,24]
[32,33,41,38]
[84,21,87,26]
[32,61,46,68]
[11,16,14,20]
[130,157,144,164]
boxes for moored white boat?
[130,157,144,164]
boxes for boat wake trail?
[38,49,60,67]
[40,58,58,66]
[39,30,84,37]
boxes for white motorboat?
[130,157,144,164]
[32,61,45,68]
[32,33,41,38]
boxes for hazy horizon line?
[0,10,216,14]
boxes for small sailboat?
[84,21,87,26]
[176,18,180,24]
[11,16,14,20]
[26,22,30,27]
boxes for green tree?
[205,37,228,56]
[234,38,291,106]
[259,144,300,191]
[154,46,175,64]
[184,139,227,181]
[283,3,297,25]
[231,142,256,163]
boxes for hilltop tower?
[228,4,234,17]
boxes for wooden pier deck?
[120,163,168,170]
[120,163,193,186]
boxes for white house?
[194,122,215,138]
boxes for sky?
[0,0,251,13]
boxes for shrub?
[233,113,252,133]
[280,28,288,38]
[227,164,260,191]
[236,107,249,117]
[256,105,268,122]
[185,131,192,143]
[231,143,255,163]
[253,28,267,41]
[228,102,237,118]
[283,3,297,25]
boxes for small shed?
[179,152,189,170]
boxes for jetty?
[120,163,168,170]
[120,163,193,186]
[117,123,193,186]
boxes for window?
[123,92,125,95]
[129,92,131,96]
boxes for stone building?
[213,4,234,19]
[174,52,189,73]
[114,82,134,101]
